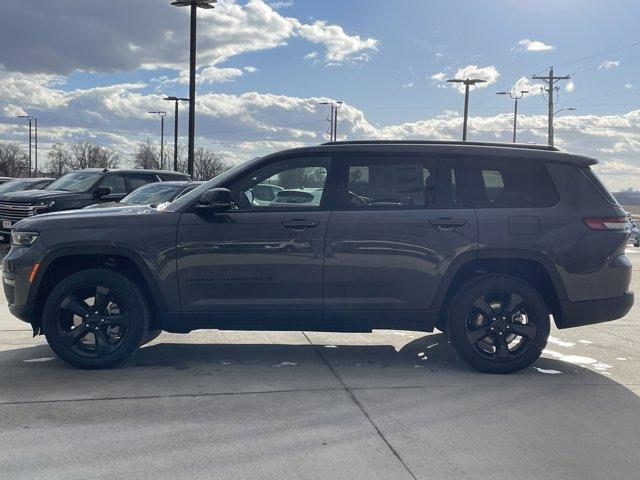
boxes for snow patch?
[533,367,562,375]
[548,336,576,348]
[578,340,593,345]
[275,362,298,367]
[23,357,55,363]
[543,349,597,365]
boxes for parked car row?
[0,169,190,241]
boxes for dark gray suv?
[2,141,633,373]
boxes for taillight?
[583,217,629,231]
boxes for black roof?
[269,140,597,167]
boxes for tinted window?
[127,173,158,191]
[339,156,460,210]
[467,159,559,208]
[228,157,331,211]
[98,174,126,195]
[121,183,183,205]
[158,172,190,181]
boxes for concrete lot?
[1,251,639,480]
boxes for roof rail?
[321,140,560,152]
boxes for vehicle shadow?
[0,331,637,401]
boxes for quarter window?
[468,159,559,207]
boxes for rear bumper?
[557,291,634,329]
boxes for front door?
[324,154,478,322]
[177,156,334,320]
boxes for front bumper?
[557,291,634,329]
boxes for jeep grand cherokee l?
[0,168,189,238]
[2,141,633,373]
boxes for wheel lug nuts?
[85,324,89,328]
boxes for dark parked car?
[2,141,633,372]
[0,176,16,185]
[0,169,189,238]
[0,177,54,194]
[84,181,204,209]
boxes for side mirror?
[93,187,112,198]
[197,188,231,213]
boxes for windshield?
[121,183,183,205]
[0,179,32,194]
[46,171,103,192]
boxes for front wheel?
[42,269,151,369]
[448,275,550,374]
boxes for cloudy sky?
[1,0,640,190]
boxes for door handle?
[429,218,467,229]
[282,220,320,230]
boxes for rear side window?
[466,159,559,208]
[581,167,618,204]
[158,172,190,181]
[126,173,158,191]
[338,156,461,210]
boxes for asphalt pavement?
[1,249,639,480]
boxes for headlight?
[11,231,39,247]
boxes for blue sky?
[1,0,640,189]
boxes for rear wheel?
[448,275,550,374]
[42,269,150,369]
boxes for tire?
[635,242,639,248]
[448,275,550,374]
[42,269,151,369]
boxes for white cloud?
[402,82,414,88]
[430,72,447,82]
[510,76,544,96]
[599,59,620,70]
[295,20,378,63]
[626,83,636,90]
[0,0,379,74]
[303,51,319,62]
[448,65,500,93]
[516,39,555,52]
[565,81,575,93]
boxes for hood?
[0,189,80,203]
[83,201,120,210]
[14,205,171,231]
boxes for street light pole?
[17,115,33,177]
[164,96,190,172]
[446,78,487,141]
[171,0,217,179]
[497,90,529,143]
[148,111,167,169]
[34,118,38,176]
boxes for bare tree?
[133,139,160,170]
[69,140,120,170]
[0,142,27,177]
[192,147,229,181]
[46,143,72,177]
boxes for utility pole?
[446,78,486,141]
[532,67,570,147]
[320,101,343,142]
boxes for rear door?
[324,153,478,318]
[125,173,160,193]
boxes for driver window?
[98,174,126,195]
[228,157,331,211]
